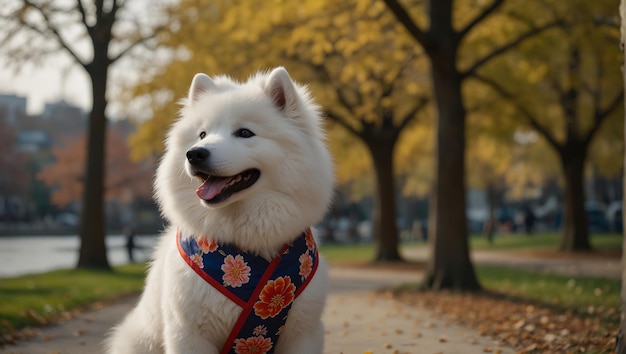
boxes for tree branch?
[381,51,417,97]
[21,0,87,69]
[326,110,362,138]
[109,31,159,64]
[598,88,624,121]
[398,96,429,132]
[75,0,92,32]
[462,20,561,78]
[472,73,563,151]
[584,88,624,146]
[309,60,364,134]
[457,0,505,40]
[381,0,428,47]
[109,0,122,22]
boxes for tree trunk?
[559,153,591,251]
[367,138,402,261]
[618,3,626,352]
[424,28,480,290]
[381,0,481,290]
[77,47,111,269]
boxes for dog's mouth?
[195,169,260,204]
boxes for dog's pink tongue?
[196,177,229,200]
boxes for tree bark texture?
[423,0,480,290]
[559,152,591,251]
[366,138,402,261]
[77,36,111,269]
[425,49,480,290]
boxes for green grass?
[319,242,377,264]
[470,232,622,251]
[477,265,621,313]
[319,232,622,263]
[0,263,147,334]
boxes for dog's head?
[155,67,334,255]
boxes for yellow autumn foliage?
[126,0,622,203]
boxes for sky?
[0,0,172,117]
[0,56,91,115]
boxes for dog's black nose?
[186,147,210,166]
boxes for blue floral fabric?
[177,229,319,354]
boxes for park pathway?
[403,246,622,280]
[1,264,516,354]
[323,267,515,353]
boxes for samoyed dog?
[107,67,334,354]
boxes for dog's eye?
[199,131,206,139]
[234,128,255,138]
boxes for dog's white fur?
[106,67,334,353]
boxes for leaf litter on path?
[388,289,618,354]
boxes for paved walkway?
[1,247,620,354]
[404,247,622,280]
[323,267,514,354]
[1,265,515,354]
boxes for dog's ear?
[188,73,216,104]
[265,67,297,112]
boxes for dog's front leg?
[161,302,218,354]
[162,320,219,354]
[275,322,324,354]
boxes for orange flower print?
[197,236,218,254]
[298,252,313,279]
[252,325,267,337]
[234,336,272,354]
[305,230,315,250]
[253,276,296,319]
[190,254,204,268]
[221,254,251,288]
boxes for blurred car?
[55,213,79,227]
[585,204,610,233]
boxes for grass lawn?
[470,232,622,251]
[0,263,147,335]
[318,242,377,264]
[477,265,620,313]
[319,232,622,264]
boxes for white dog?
[107,67,334,354]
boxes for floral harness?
[177,228,319,354]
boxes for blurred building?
[0,95,161,233]
[16,130,51,154]
[0,94,27,124]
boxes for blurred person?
[123,225,136,263]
